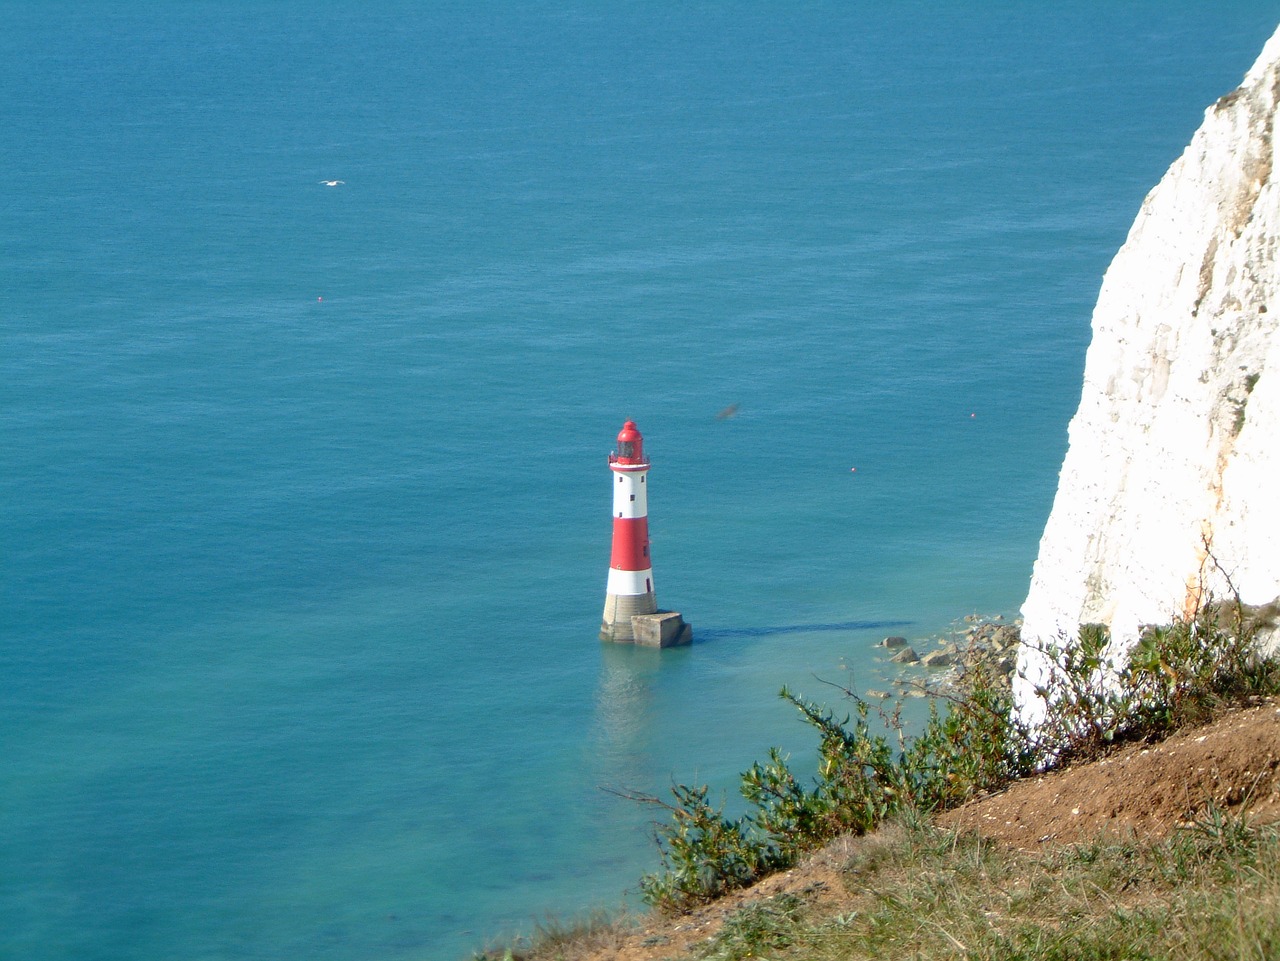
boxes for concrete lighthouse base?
[600,598,692,647]
[600,591,658,642]
[631,611,692,648]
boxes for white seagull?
[319,180,345,187]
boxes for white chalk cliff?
[1017,26,1280,713]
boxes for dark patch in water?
[697,620,913,641]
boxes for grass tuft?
[783,817,1280,961]
[473,910,635,961]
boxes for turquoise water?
[3,3,1277,958]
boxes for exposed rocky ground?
[864,614,1022,701]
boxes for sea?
[3,3,1276,958]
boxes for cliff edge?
[1017,26,1280,714]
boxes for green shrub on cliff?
[638,658,1028,912]
[637,598,1279,913]
[1028,597,1280,764]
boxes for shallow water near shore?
[3,3,1278,958]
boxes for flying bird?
[319,180,345,187]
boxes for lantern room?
[609,420,648,469]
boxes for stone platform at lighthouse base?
[630,611,693,648]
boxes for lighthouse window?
[617,441,635,458]
[629,494,635,501]
[641,475,645,482]
[617,476,623,483]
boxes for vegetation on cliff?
[479,593,1280,961]
[631,595,1278,914]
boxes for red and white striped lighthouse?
[600,420,691,646]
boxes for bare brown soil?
[940,696,1280,847]
[563,697,1280,961]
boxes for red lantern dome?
[610,420,647,468]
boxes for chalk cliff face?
[1017,27,1280,711]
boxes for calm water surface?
[2,3,1276,958]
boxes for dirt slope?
[564,697,1280,961]
[940,696,1280,847]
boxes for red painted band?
[610,516,650,570]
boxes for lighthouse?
[600,420,691,647]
